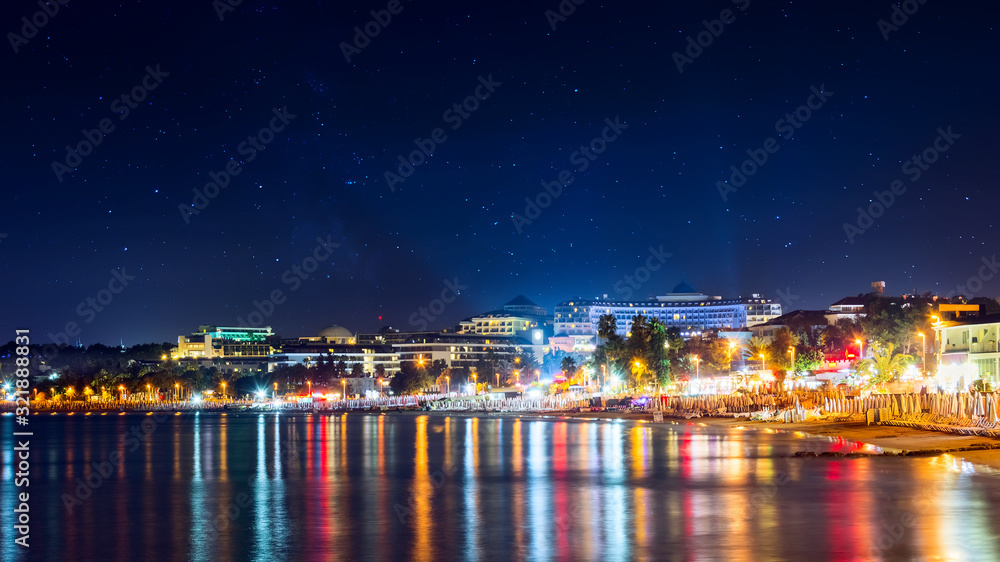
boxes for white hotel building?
[550,282,778,353]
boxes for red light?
[378,316,383,320]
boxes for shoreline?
[548,411,1000,471]
[14,408,1000,471]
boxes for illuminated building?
[174,325,274,359]
[934,314,999,386]
[742,294,783,327]
[550,282,750,352]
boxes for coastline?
[543,410,1000,471]
[16,407,1000,471]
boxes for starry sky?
[2,1,997,345]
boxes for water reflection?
[3,413,1000,561]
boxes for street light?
[221,381,226,401]
[472,373,477,394]
[788,346,795,374]
[146,384,151,401]
[307,380,312,397]
[856,339,864,360]
[274,381,278,400]
[760,353,765,372]
[445,375,450,394]
[175,382,180,401]
[341,378,347,400]
[918,332,926,373]
[692,356,700,380]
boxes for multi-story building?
[501,295,548,318]
[934,314,1000,387]
[267,343,400,376]
[458,313,539,337]
[269,329,546,378]
[551,282,749,352]
[749,310,831,340]
[391,332,545,369]
[742,294,783,327]
[174,325,274,359]
[292,325,356,345]
[828,297,867,323]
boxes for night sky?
[2,1,997,345]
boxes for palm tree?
[744,336,767,366]
[856,342,913,389]
[597,314,618,341]
[560,356,578,380]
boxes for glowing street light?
[918,332,926,372]
[855,339,864,361]
[445,375,450,394]
[692,356,701,380]
[221,381,226,401]
[760,353,765,372]
[274,381,278,400]
[788,346,795,374]
[307,380,312,397]
[341,378,347,400]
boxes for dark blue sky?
[2,1,997,345]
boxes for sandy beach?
[544,410,1000,471]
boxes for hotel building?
[173,325,275,359]
[550,282,757,353]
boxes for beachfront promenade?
[7,391,1000,438]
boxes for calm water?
[2,412,1000,561]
